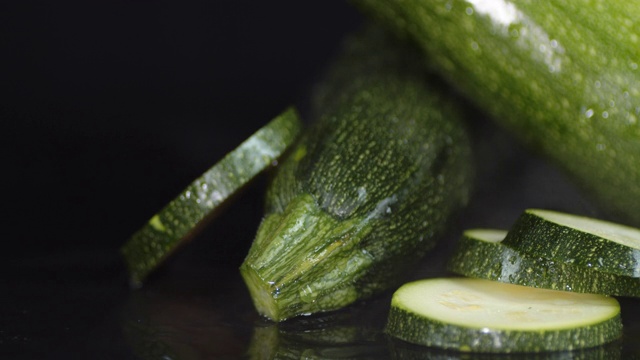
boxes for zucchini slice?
[448,229,640,297]
[388,336,624,360]
[504,209,640,278]
[121,108,302,286]
[386,278,622,353]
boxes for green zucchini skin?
[386,278,623,353]
[388,337,624,360]
[448,229,640,297]
[503,209,640,278]
[352,0,640,225]
[387,306,622,354]
[240,27,473,321]
[121,108,302,286]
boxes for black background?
[4,1,363,357]
[4,1,637,359]
[4,1,362,260]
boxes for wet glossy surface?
[7,133,640,358]
[5,1,640,359]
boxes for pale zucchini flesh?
[386,278,622,353]
[448,229,640,297]
[121,108,302,286]
[504,209,640,278]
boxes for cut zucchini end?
[120,107,302,286]
[240,194,377,321]
[240,264,282,321]
[386,278,622,353]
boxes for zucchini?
[503,209,640,278]
[121,108,302,286]
[240,27,473,321]
[448,229,640,297]
[388,336,624,360]
[386,278,623,353]
[352,0,640,225]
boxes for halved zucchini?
[121,108,302,286]
[386,278,622,353]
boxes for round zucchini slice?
[121,108,302,286]
[448,229,640,297]
[386,278,622,353]
[504,209,640,278]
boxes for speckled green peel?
[448,229,640,297]
[504,209,640,278]
[241,194,372,321]
[121,108,302,287]
[241,27,473,321]
[352,0,640,226]
[386,278,623,353]
[388,336,624,360]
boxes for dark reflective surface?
[5,1,640,359]
[7,124,640,359]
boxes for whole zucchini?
[240,27,473,321]
[352,0,640,225]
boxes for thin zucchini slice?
[121,108,302,286]
[504,209,640,278]
[448,229,640,297]
[386,278,622,353]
